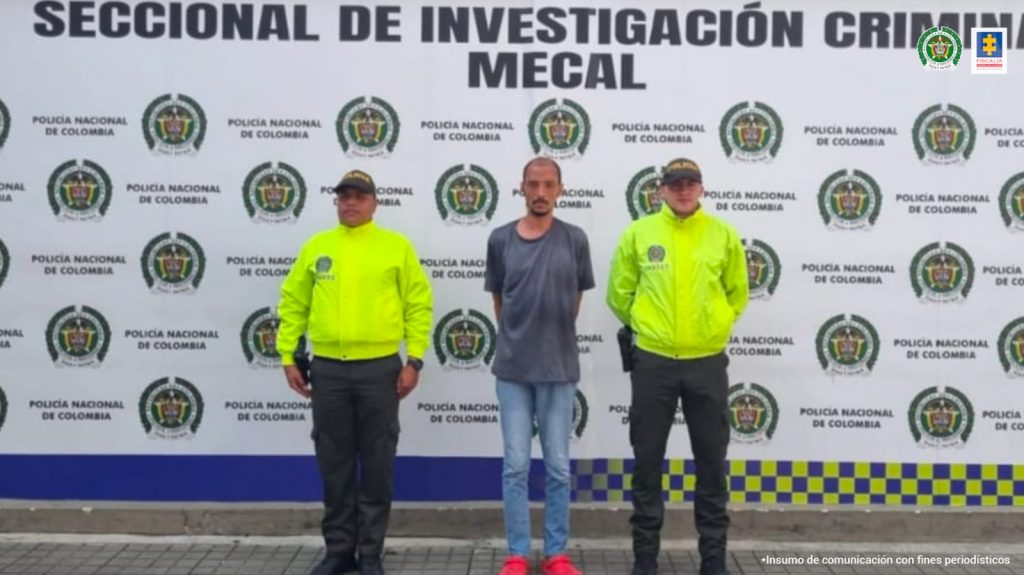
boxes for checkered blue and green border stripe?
[571,460,1024,506]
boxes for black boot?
[358,555,384,575]
[631,554,658,575]
[310,552,357,575]
[699,556,731,575]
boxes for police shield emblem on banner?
[625,166,662,220]
[141,232,206,294]
[728,382,779,444]
[917,26,962,70]
[142,93,206,155]
[47,159,113,222]
[0,97,10,151]
[818,169,881,231]
[913,104,975,165]
[336,96,400,157]
[45,305,111,368]
[816,314,879,376]
[909,386,973,449]
[140,377,204,439]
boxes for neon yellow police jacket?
[607,204,749,359]
[276,221,433,366]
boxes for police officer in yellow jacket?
[277,169,433,575]
[607,158,748,575]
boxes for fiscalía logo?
[917,26,963,70]
[728,382,778,444]
[720,101,783,163]
[0,237,9,290]
[910,241,974,303]
[626,166,662,220]
[47,159,113,222]
[818,169,881,231]
[336,96,399,157]
[433,309,497,370]
[743,239,781,300]
[141,232,205,294]
[528,98,590,158]
[0,96,10,151]
[46,305,111,368]
[816,314,879,376]
[909,386,973,448]
[913,104,975,165]
[241,307,281,368]
[140,377,203,439]
[998,317,1024,378]
[971,28,1008,75]
[435,164,498,225]
[999,172,1024,231]
[243,161,306,223]
[142,94,206,155]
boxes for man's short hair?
[521,157,562,184]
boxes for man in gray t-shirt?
[484,157,594,575]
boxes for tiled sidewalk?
[0,538,1020,575]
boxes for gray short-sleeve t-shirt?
[484,218,595,383]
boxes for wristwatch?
[406,357,424,371]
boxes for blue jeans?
[496,378,576,557]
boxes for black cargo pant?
[628,348,730,562]
[310,354,402,559]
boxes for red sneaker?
[498,555,530,575]
[541,554,583,575]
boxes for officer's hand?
[396,365,419,400]
[284,365,311,398]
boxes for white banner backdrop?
[0,1,1022,501]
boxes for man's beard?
[528,201,551,216]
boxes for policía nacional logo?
[728,382,779,444]
[626,166,662,220]
[0,97,10,151]
[572,389,588,439]
[816,314,879,376]
[998,317,1024,378]
[910,241,974,303]
[242,161,306,223]
[999,172,1024,231]
[336,96,400,157]
[433,309,497,370]
[0,237,9,290]
[45,305,111,368]
[142,93,206,155]
[818,169,881,231]
[917,26,963,70]
[241,307,280,368]
[141,232,205,294]
[909,386,973,448]
[646,244,666,263]
[528,98,590,158]
[532,388,589,440]
[720,101,783,162]
[140,377,203,439]
[913,104,975,165]
[435,164,498,225]
[743,239,781,300]
[0,385,7,433]
[47,159,113,222]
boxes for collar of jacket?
[658,202,706,225]
[336,220,377,236]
